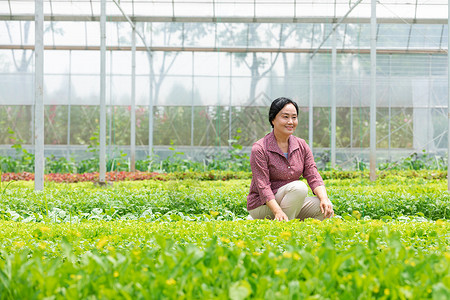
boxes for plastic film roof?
[0,0,447,22]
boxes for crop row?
[0,170,253,183]
[1,169,446,183]
[1,218,450,299]
[2,218,449,256]
[1,174,449,222]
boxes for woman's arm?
[251,145,288,221]
[249,144,277,207]
[266,199,289,221]
[313,185,334,218]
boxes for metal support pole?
[350,54,353,154]
[427,54,431,153]
[99,0,106,183]
[67,50,72,155]
[388,54,391,159]
[191,52,195,151]
[448,0,450,190]
[148,55,154,158]
[331,28,337,168]
[370,0,377,181]
[131,26,136,172]
[229,53,233,145]
[309,58,314,150]
[34,0,44,191]
[109,52,113,158]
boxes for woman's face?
[272,103,298,137]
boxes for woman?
[247,97,334,221]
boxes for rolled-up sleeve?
[301,143,324,193]
[250,144,275,206]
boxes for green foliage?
[154,129,250,173]
[0,167,449,298]
[379,150,447,171]
[0,171,449,222]
[206,128,250,172]
[354,157,367,171]
[0,219,450,298]
[0,126,446,174]
[0,128,252,174]
[135,156,155,172]
[45,155,77,174]
[75,157,99,174]
[157,140,196,173]
[0,128,35,173]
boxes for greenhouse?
[1,0,449,184]
[1,2,450,297]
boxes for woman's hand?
[313,185,334,219]
[274,210,289,221]
[320,198,334,219]
[266,199,289,221]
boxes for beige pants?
[248,181,325,221]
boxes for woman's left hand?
[320,198,334,219]
[313,185,334,219]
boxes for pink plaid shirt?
[247,131,324,211]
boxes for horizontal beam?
[0,104,448,109]
[0,14,447,24]
[0,45,447,54]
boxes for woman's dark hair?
[268,97,299,128]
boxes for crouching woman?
[247,97,334,221]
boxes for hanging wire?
[89,0,94,19]
[7,0,12,16]
[310,0,364,58]
[377,1,448,54]
[438,24,445,51]
[111,0,153,54]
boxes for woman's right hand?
[274,210,289,221]
[267,199,289,221]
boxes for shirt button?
[288,166,291,168]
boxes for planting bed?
[0,170,450,298]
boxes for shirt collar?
[266,131,299,156]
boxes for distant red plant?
[1,171,166,183]
[1,170,251,183]
[1,172,35,182]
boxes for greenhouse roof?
[0,1,447,53]
[0,0,447,24]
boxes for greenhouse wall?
[0,1,448,168]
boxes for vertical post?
[448,0,450,190]
[148,54,154,159]
[388,54,391,159]
[370,0,377,181]
[99,0,106,183]
[229,53,233,145]
[309,58,314,150]
[350,54,353,154]
[130,26,136,172]
[109,52,113,158]
[331,28,337,168]
[34,0,44,191]
[191,52,195,152]
[427,54,431,153]
[67,50,72,155]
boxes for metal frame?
[448,2,450,190]
[34,0,44,190]
[99,0,106,183]
[1,45,445,55]
[9,0,448,190]
[1,15,446,25]
[369,0,377,181]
